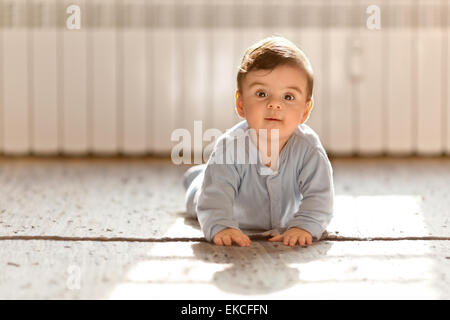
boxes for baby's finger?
[283,236,290,246]
[232,235,248,247]
[289,236,298,247]
[242,235,251,246]
[306,237,313,246]
[222,235,232,246]
[268,235,283,242]
[214,236,224,246]
[299,237,306,247]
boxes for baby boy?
[183,35,334,247]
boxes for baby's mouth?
[264,117,281,121]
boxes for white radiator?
[0,0,448,157]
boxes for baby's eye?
[284,94,295,101]
[256,91,267,98]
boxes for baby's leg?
[182,164,206,190]
[183,165,206,218]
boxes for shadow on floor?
[190,241,332,295]
[181,212,333,295]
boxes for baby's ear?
[299,99,314,124]
[235,90,245,118]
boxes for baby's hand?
[268,227,313,247]
[213,228,251,247]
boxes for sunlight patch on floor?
[107,242,231,299]
[162,217,204,238]
[329,195,426,237]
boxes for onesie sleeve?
[287,146,334,240]
[196,148,241,242]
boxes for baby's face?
[236,63,312,146]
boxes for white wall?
[0,0,448,156]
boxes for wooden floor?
[0,157,449,299]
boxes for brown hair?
[237,35,314,101]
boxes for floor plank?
[329,158,450,238]
[0,240,448,299]
[0,158,191,238]
[0,157,449,239]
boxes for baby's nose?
[267,99,282,109]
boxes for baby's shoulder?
[289,125,332,173]
[291,124,324,152]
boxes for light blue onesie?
[183,120,334,242]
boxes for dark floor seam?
[0,235,449,242]
[0,235,207,242]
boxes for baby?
[183,35,334,247]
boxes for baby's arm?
[284,146,334,243]
[196,147,244,244]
